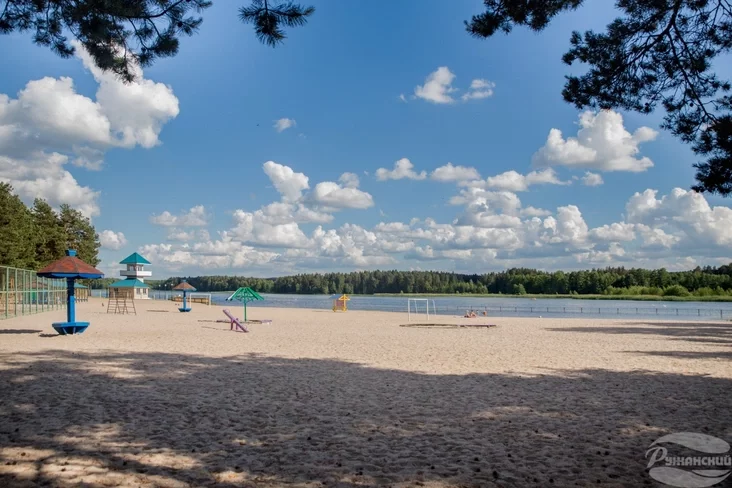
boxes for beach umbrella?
[173,280,196,312]
[225,287,264,321]
[36,249,104,335]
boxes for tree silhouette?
[0,1,313,82]
[466,0,732,195]
[239,0,314,47]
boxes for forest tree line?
[152,266,732,298]
[0,184,101,270]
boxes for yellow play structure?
[332,294,350,312]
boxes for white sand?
[0,298,730,487]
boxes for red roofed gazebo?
[37,250,104,335]
[172,280,197,312]
[37,251,105,279]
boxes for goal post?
[407,298,437,321]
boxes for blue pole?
[183,291,187,309]
[66,278,75,323]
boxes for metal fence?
[0,265,67,319]
[440,305,732,320]
[92,290,211,305]
[294,303,732,320]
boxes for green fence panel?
[0,265,65,320]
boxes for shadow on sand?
[0,350,730,487]
[550,320,732,345]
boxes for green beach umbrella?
[225,287,264,321]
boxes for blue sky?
[1,0,730,278]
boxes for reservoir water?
[118,291,732,321]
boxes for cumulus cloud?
[247,161,377,225]
[532,110,657,172]
[220,218,397,268]
[4,152,101,218]
[626,188,732,248]
[338,172,360,188]
[312,181,374,209]
[0,43,179,217]
[412,68,495,104]
[99,230,128,250]
[635,224,680,249]
[449,186,528,231]
[375,158,427,181]
[311,181,374,210]
[263,161,310,202]
[260,202,333,224]
[227,209,311,248]
[589,223,636,242]
[273,118,296,132]
[260,163,375,212]
[576,242,627,265]
[150,205,208,227]
[481,168,569,192]
[139,162,380,270]
[430,163,481,182]
[167,229,211,242]
[74,42,179,149]
[140,241,279,272]
[456,212,523,229]
[414,67,457,104]
[461,79,495,101]
[581,172,604,186]
[520,206,552,218]
[137,170,732,273]
[450,187,522,216]
[540,206,589,247]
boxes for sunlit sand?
[1,298,730,487]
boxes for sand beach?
[0,298,730,487]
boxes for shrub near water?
[605,286,665,296]
[663,285,692,297]
[603,284,732,298]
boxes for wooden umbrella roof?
[37,250,104,280]
[172,280,197,292]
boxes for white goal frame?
[407,298,436,321]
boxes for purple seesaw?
[223,309,249,333]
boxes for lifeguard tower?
[109,252,151,300]
[332,294,350,312]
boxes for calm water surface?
[127,291,732,321]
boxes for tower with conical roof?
[109,252,152,300]
[119,252,151,282]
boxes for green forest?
[0,183,101,271]
[148,266,732,299]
